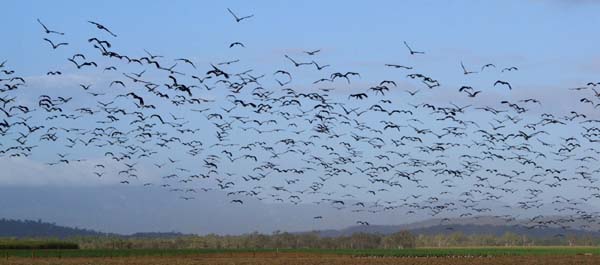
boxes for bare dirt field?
[1,252,599,265]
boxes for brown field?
[1,252,599,265]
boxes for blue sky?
[2,0,600,234]
[4,0,600,79]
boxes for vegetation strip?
[0,247,598,258]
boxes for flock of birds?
[3,11,600,232]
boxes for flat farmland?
[2,247,600,258]
[1,253,600,265]
[1,249,599,265]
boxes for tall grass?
[0,239,78,250]
[0,247,599,258]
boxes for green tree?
[382,230,416,249]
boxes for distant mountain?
[316,216,600,238]
[2,217,597,239]
[127,232,189,238]
[0,219,194,239]
[0,218,107,238]
[318,223,599,238]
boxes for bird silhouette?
[404,41,424,55]
[227,8,254,22]
[494,80,512,90]
[43,38,68,49]
[88,21,117,37]
[37,19,64,35]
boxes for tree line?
[68,231,600,250]
[2,218,599,249]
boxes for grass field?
[0,240,78,250]
[0,247,598,258]
[0,252,599,265]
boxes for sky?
[1,0,600,234]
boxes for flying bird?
[348,93,368,100]
[88,21,117,37]
[461,62,477,75]
[481,63,496,71]
[403,41,425,55]
[227,8,254,22]
[37,19,64,35]
[385,64,412,70]
[43,38,68,49]
[175,58,196,69]
[229,42,245,48]
[304,49,321,56]
[502,66,519,72]
[285,55,311,67]
[494,80,513,90]
[68,58,97,69]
